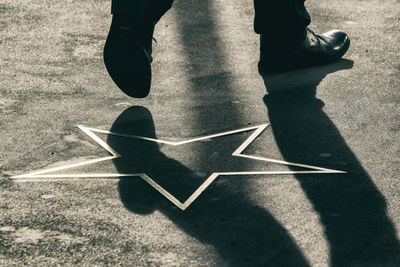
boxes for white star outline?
[12,123,345,210]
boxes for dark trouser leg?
[110,0,174,57]
[111,0,174,24]
[254,0,311,46]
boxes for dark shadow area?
[261,59,400,266]
[109,0,309,265]
[109,106,309,266]
[107,0,312,264]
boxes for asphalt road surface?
[1,0,399,266]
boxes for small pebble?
[0,226,16,232]
[115,102,131,107]
[41,194,56,199]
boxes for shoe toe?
[259,28,350,74]
[322,30,350,51]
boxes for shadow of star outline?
[12,123,345,210]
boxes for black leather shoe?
[258,28,350,74]
[103,16,154,98]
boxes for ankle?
[260,27,307,51]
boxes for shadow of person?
[107,106,310,266]
[261,59,400,266]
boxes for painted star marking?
[12,124,345,210]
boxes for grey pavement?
[1,0,399,266]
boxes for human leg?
[254,0,350,74]
[254,0,311,47]
[111,0,173,24]
[104,0,174,98]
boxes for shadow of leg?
[262,61,400,265]
[108,106,311,266]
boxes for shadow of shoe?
[107,106,161,214]
[260,59,354,95]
